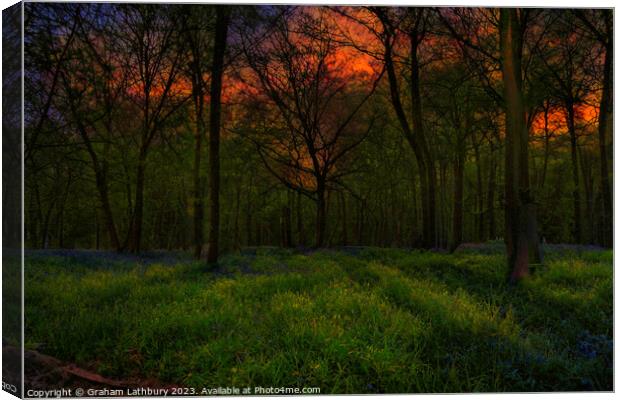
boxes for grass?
[25,246,612,393]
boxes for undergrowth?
[25,246,613,393]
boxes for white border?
[0,2,617,400]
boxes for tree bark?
[192,83,204,260]
[473,141,484,241]
[598,20,613,247]
[450,144,465,252]
[565,99,582,243]
[340,191,348,246]
[206,6,230,263]
[315,184,327,248]
[296,191,305,246]
[41,200,55,249]
[95,211,100,250]
[500,9,535,282]
[486,152,497,240]
[129,150,146,253]
[540,102,551,190]
[185,11,208,259]
[65,84,121,251]
[357,199,365,245]
[281,205,292,248]
[579,147,595,244]
[410,21,437,249]
[410,170,419,246]
[95,169,121,251]
[377,9,435,249]
[56,174,72,248]
[233,186,241,249]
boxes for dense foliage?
[24,5,613,256]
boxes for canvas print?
[2,1,614,397]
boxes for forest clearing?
[25,245,612,392]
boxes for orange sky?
[113,7,601,142]
[531,98,600,137]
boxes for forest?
[20,3,613,393]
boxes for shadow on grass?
[23,245,612,392]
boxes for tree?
[441,7,543,270]
[373,7,438,249]
[22,4,610,257]
[241,8,382,247]
[575,9,613,247]
[333,6,441,248]
[239,8,383,247]
[179,6,214,259]
[500,8,535,282]
[534,11,598,244]
[206,5,231,263]
[119,4,188,252]
[56,5,128,251]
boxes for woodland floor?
[24,244,612,393]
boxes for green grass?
[25,247,612,393]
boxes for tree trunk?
[487,152,497,240]
[296,191,305,246]
[418,161,430,247]
[579,147,595,244]
[186,11,207,259]
[129,151,146,253]
[41,200,55,249]
[410,170,419,246]
[565,99,582,244]
[56,175,72,248]
[500,8,535,282]
[540,103,551,190]
[598,26,613,247]
[255,222,261,246]
[192,104,205,259]
[96,171,121,251]
[69,99,121,251]
[29,185,41,247]
[325,189,333,246]
[473,141,484,241]
[246,183,253,245]
[410,25,436,248]
[315,185,327,248]
[233,186,241,250]
[378,8,435,249]
[436,161,443,248]
[450,144,465,252]
[340,191,348,246]
[95,212,100,250]
[206,6,230,264]
[281,205,292,248]
[357,199,365,245]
